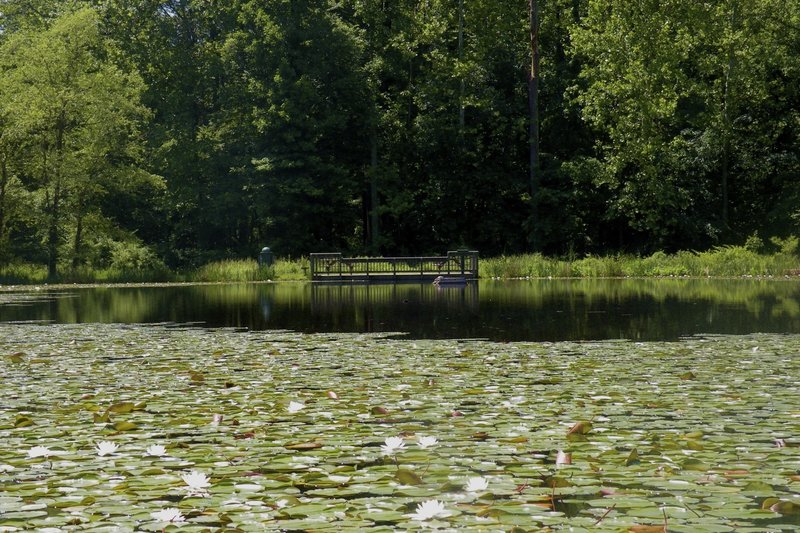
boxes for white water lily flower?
[145,444,167,457]
[0,464,15,473]
[381,436,406,455]
[465,476,489,492]
[287,401,305,414]
[151,507,185,522]
[95,441,119,456]
[27,446,56,458]
[182,470,211,494]
[417,436,438,449]
[408,499,449,521]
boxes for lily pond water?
[1,280,800,531]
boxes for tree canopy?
[0,0,797,273]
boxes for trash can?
[258,247,274,267]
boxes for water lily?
[465,476,489,492]
[0,464,15,473]
[381,436,405,455]
[27,446,55,458]
[95,441,119,456]
[182,470,211,495]
[145,444,167,457]
[408,499,449,521]
[287,401,305,413]
[151,507,185,522]
[417,435,438,449]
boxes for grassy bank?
[2,246,798,285]
[0,258,310,285]
[482,246,800,279]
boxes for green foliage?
[0,1,798,264]
[484,245,800,279]
[0,262,48,284]
[108,241,167,273]
[189,260,272,283]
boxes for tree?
[0,8,157,277]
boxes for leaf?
[625,448,640,466]
[107,402,135,414]
[371,406,389,415]
[395,469,423,485]
[770,500,800,515]
[628,526,666,533]
[285,441,323,450]
[14,415,34,428]
[681,458,710,471]
[679,371,696,380]
[6,352,25,363]
[567,420,592,441]
[762,497,781,510]
[113,421,138,431]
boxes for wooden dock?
[309,250,478,282]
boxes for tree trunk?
[458,0,465,132]
[528,0,540,250]
[369,128,380,254]
[72,202,84,270]
[0,155,8,246]
[721,1,739,230]
[47,181,61,280]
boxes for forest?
[0,0,798,278]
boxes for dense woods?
[0,0,798,277]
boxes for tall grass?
[3,248,797,285]
[0,263,49,285]
[482,246,799,279]
[187,259,272,282]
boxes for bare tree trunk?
[528,0,540,250]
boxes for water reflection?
[1,279,799,341]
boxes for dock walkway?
[309,251,478,282]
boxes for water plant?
[2,323,800,530]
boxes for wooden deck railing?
[309,251,478,282]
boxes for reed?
[188,259,271,282]
[482,247,800,279]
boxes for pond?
[2,280,800,531]
[1,278,800,341]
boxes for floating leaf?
[679,371,696,380]
[285,441,323,450]
[14,415,34,428]
[625,448,640,466]
[6,352,24,363]
[395,469,423,485]
[770,500,800,515]
[681,458,710,472]
[112,420,138,431]
[567,420,592,441]
[107,402,135,414]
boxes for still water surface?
[1,279,799,341]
